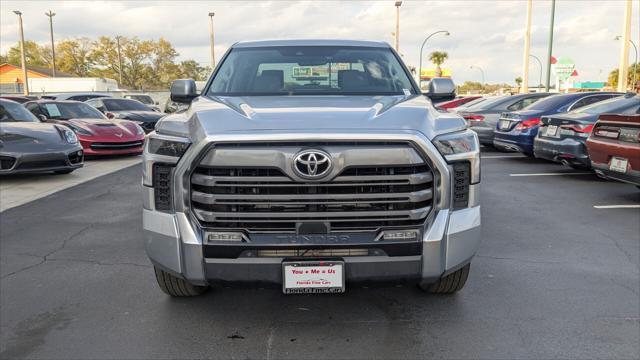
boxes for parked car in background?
[493,92,624,155]
[123,94,162,112]
[85,97,163,133]
[24,100,145,156]
[436,96,482,110]
[0,99,83,174]
[534,94,638,169]
[40,93,111,102]
[0,95,38,103]
[586,112,640,186]
[450,96,488,112]
[460,93,550,146]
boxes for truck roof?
[232,39,390,48]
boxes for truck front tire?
[419,263,470,294]
[154,266,208,297]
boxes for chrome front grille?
[190,143,434,232]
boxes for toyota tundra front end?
[142,40,481,296]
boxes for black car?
[0,99,83,174]
[458,93,551,145]
[534,93,639,169]
[85,98,164,133]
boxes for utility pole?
[529,55,543,92]
[418,30,450,86]
[394,1,402,52]
[116,36,123,87]
[13,11,29,95]
[45,10,56,77]
[520,0,532,93]
[544,0,556,91]
[617,0,632,92]
[209,12,216,69]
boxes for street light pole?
[520,0,533,93]
[529,54,543,92]
[616,0,632,92]
[208,12,216,69]
[45,10,56,77]
[394,1,402,52]
[616,36,638,91]
[418,30,450,86]
[470,65,485,85]
[13,10,29,95]
[544,0,556,91]
[116,36,123,87]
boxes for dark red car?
[436,96,482,110]
[586,113,640,186]
[24,100,145,156]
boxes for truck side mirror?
[424,78,456,103]
[170,79,199,104]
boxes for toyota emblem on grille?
[293,150,332,179]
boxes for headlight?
[147,136,190,157]
[433,129,480,184]
[135,124,145,136]
[58,126,78,144]
[67,124,92,136]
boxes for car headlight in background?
[66,124,92,136]
[147,136,190,158]
[134,124,145,136]
[433,129,480,184]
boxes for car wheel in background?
[154,266,209,297]
[419,263,470,294]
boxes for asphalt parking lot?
[0,148,638,359]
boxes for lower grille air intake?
[153,164,173,210]
[452,162,470,209]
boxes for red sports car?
[586,113,640,186]
[436,96,482,110]
[24,100,145,156]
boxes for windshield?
[0,100,39,122]
[207,46,417,96]
[524,94,577,111]
[573,96,638,115]
[127,95,154,104]
[43,102,105,120]
[103,98,152,111]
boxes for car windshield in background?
[573,96,638,115]
[127,95,154,105]
[465,96,504,110]
[103,99,152,111]
[0,100,39,122]
[207,46,417,96]
[44,102,104,120]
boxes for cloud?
[1,0,637,84]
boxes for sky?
[0,0,638,85]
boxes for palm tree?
[515,77,523,88]
[429,51,449,77]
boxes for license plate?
[609,157,628,173]
[546,125,558,137]
[283,261,345,294]
[499,120,511,130]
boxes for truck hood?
[156,95,466,141]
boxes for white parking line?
[593,205,640,209]
[481,155,526,159]
[509,172,592,177]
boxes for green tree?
[90,36,155,90]
[56,38,93,76]
[515,77,523,87]
[608,64,639,90]
[429,51,448,77]
[7,40,51,67]
[179,60,211,81]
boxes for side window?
[68,95,88,102]
[88,99,105,112]
[571,95,610,110]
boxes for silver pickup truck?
[142,40,481,296]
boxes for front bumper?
[0,148,84,174]
[80,139,144,156]
[143,199,481,286]
[533,136,590,167]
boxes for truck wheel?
[419,263,470,294]
[154,266,208,297]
